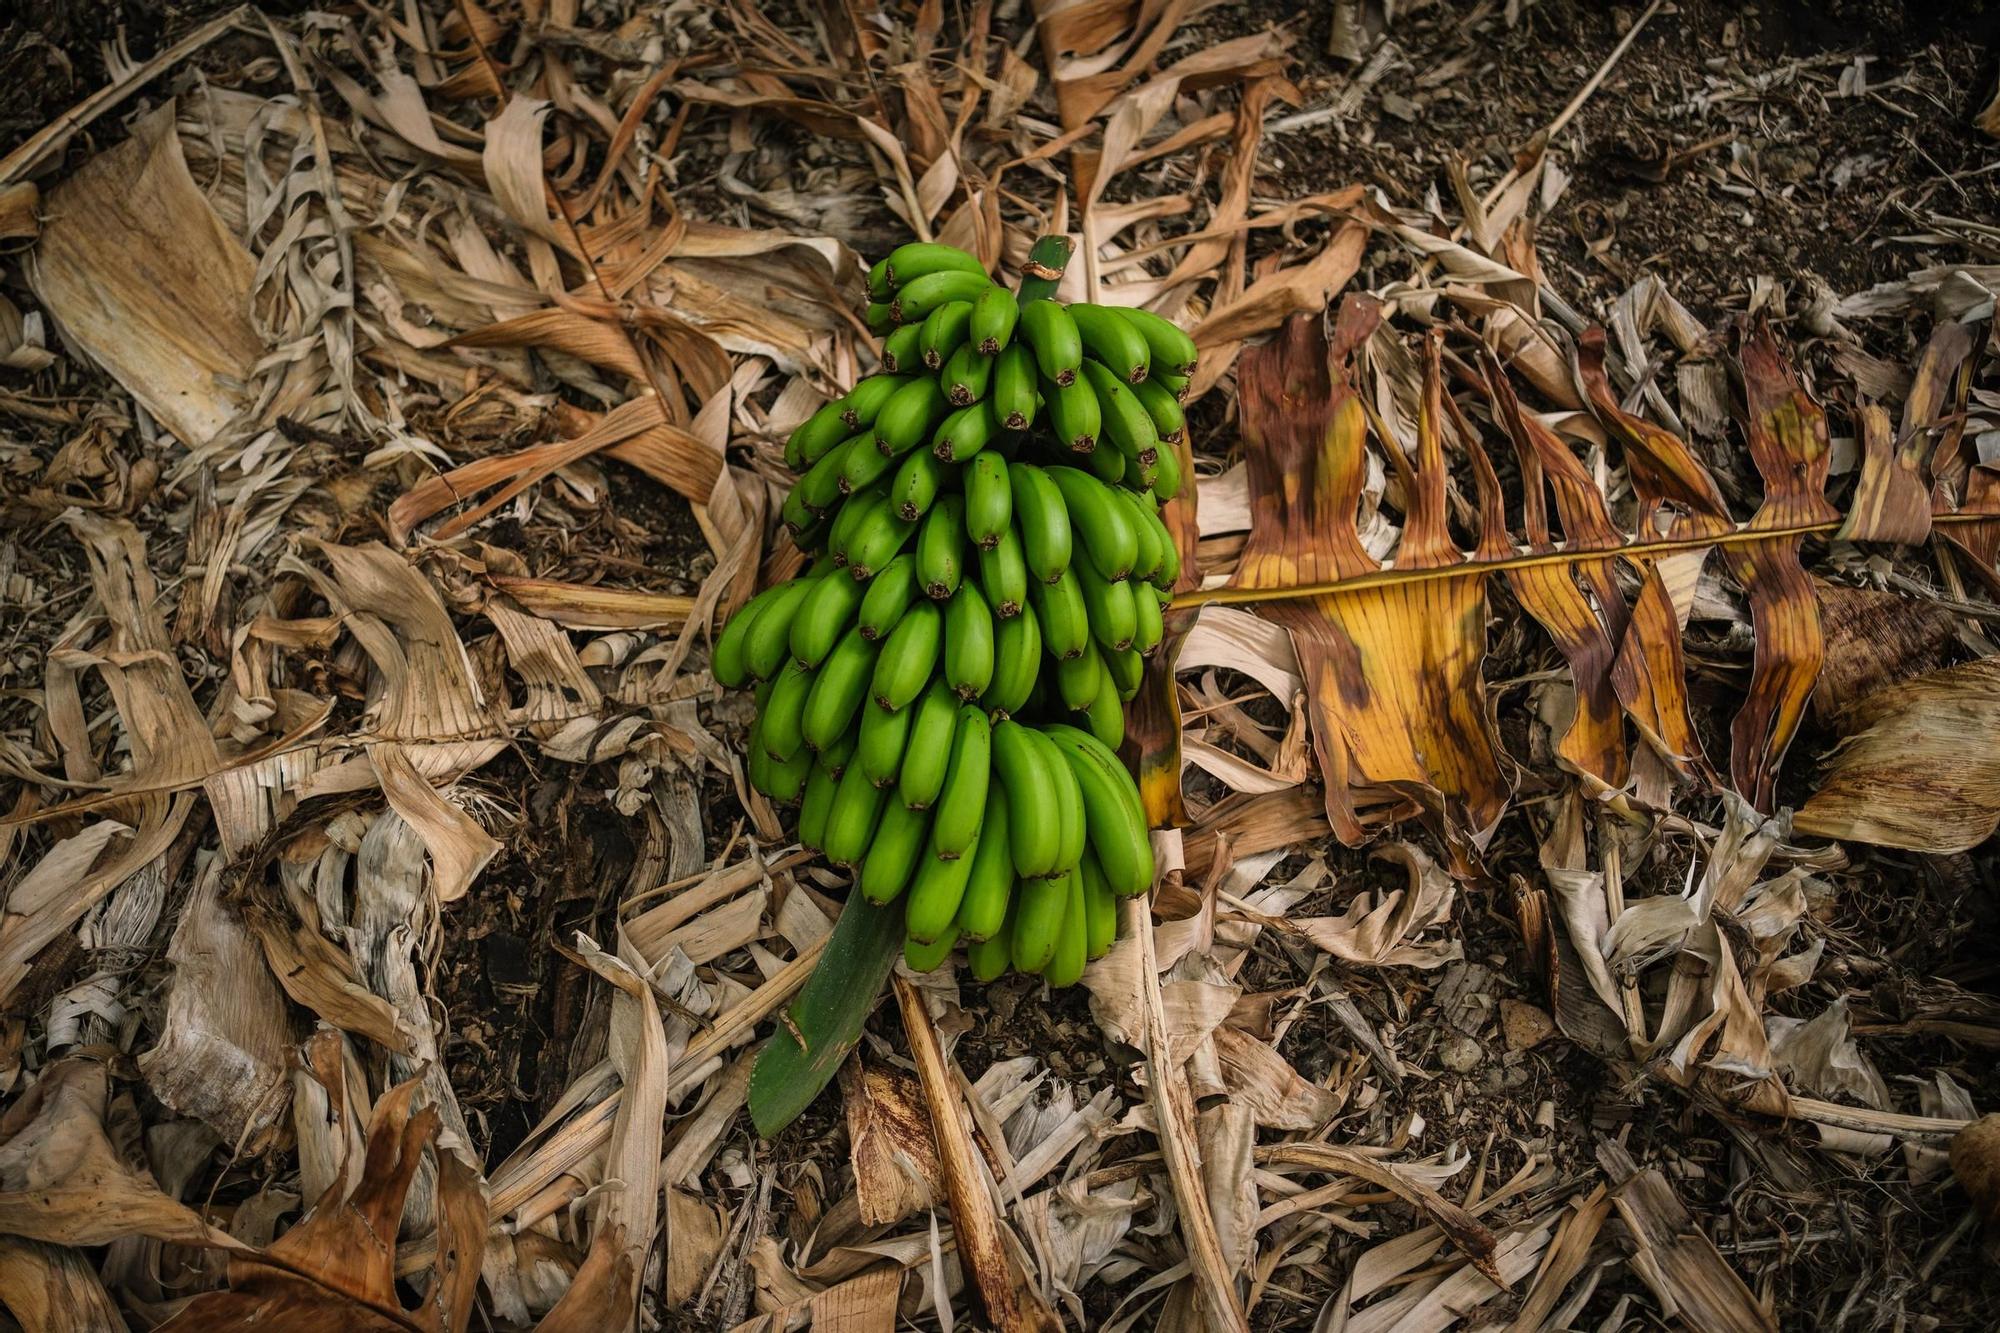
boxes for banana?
[1078,669,1125,749]
[975,525,1028,618]
[1149,442,1183,503]
[932,399,997,463]
[1131,376,1186,444]
[961,281,1010,351]
[890,446,945,522]
[897,678,960,810]
[822,759,890,867]
[1046,466,1138,581]
[873,376,951,457]
[1056,638,1105,712]
[927,706,990,860]
[1074,560,1137,652]
[891,271,994,324]
[1019,298,1082,386]
[942,343,994,407]
[839,432,896,493]
[818,732,857,780]
[844,503,916,581]
[797,759,838,851]
[1114,305,1199,378]
[1009,869,1071,974]
[781,484,818,538]
[859,797,932,903]
[762,658,816,761]
[991,720,1060,877]
[919,300,975,371]
[991,343,1037,431]
[866,255,892,301]
[907,819,981,942]
[827,485,887,566]
[764,744,813,803]
[796,433,864,514]
[903,923,960,973]
[943,580,995,701]
[713,582,792,688]
[1152,369,1191,401]
[865,300,895,334]
[857,554,919,640]
[1044,375,1101,454]
[881,323,925,374]
[1043,725,1154,895]
[1079,848,1116,960]
[1080,359,1160,465]
[1130,579,1164,656]
[1031,566,1089,660]
[964,453,1011,549]
[1137,501,1180,588]
[800,626,875,752]
[981,600,1040,716]
[1024,726,1085,874]
[870,599,942,711]
[786,401,851,472]
[839,374,912,430]
[955,786,1013,941]
[1009,463,1072,584]
[1084,444,1125,485]
[744,578,815,680]
[1119,489,1165,584]
[1069,304,1151,383]
[968,924,1012,981]
[1105,644,1143,701]
[746,706,772,794]
[1042,870,1088,988]
[916,494,966,599]
[857,693,913,787]
[884,241,986,289]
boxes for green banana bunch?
[735,236,1199,983]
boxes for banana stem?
[1016,234,1074,305]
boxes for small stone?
[1500,999,1557,1051]
[1440,1033,1484,1074]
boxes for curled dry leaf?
[1950,1114,2000,1259]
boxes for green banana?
[762,658,816,761]
[827,485,887,566]
[1074,561,1137,652]
[981,600,1040,716]
[840,374,912,430]
[1046,466,1138,581]
[744,578,816,680]
[968,924,1012,981]
[866,255,892,301]
[781,484,818,537]
[1152,369,1191,401]
[712,582,792,688]
[964,453,1011,549]
[801,627,875,752]
[919,300,975,371]
[943,580,995,701]
[903,923,960,973]
[746,705,771,794]
[1079,849,1116,960]
[786,402,851,472]
[818,732,857,780]
[991,720,1060,877]
[840,432,896,493]
[844,502,916,581]
[916,495,966,600]
[1114,305,1199,377]
[1120,489,1165,585]
[859,797,932,903]
[1044,725,1154,896]
[865,300,895,334]
[955,786,1013,941]
[881,323,925,375]
[906,822,981,943]
[1044,376,1101,454]
[1056,639,1105,712]
[1069,304,1151,382]
[890,446,946,522]
[1131,376,1186,444]
[1024,726,1086,874]
[971,283,1020,355]
[1043,870,1089,987]
[897,678,959,810]
[1106,644,1144,700]
[1084,443,1125,485]
[1078,668,1125,749]
[1130,579,1164,655]
[822,760,890,867]
[870,599,942,711]
[796,433,864,514]
[797,759,837,851]
[857,693,913,788]
[1149,442,1183,503]
[873,376,950,457]
[933,399,998,463]
[884,241,986,289]
[1031,566,1089,661]
[942,343,994,407]
[1019,298,1082,386]
[1009,463,1072,584]
[857,554,920,640]
[764,744,813,803]
[1080,358,1160,464]
[1010,870,1071,974]
[975,526,1028,619]
[991,343,1037,431]
[1137,500,1180,587]
[891,271,995,324]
